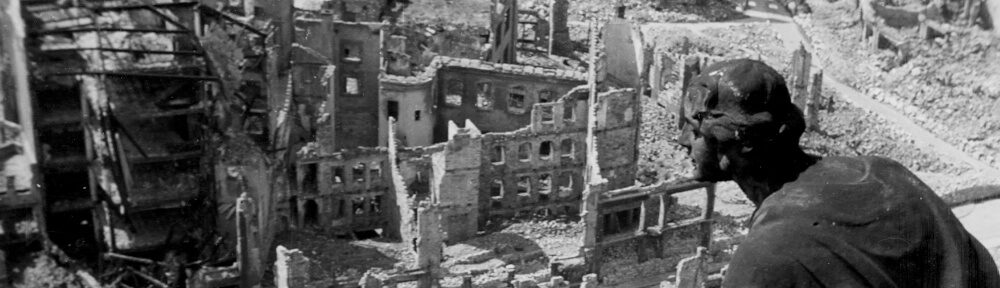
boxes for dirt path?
[752,9,1000,178]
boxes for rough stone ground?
[264,1,1000,287]
[794,0,1000,170]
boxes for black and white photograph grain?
[1,0,999,286]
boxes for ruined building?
[1,0,728,286]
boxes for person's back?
[723,156,1000,287]
[674,58,1000,287]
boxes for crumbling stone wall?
[431,121,482,242]
[379,81,435,147]
[593,89,641,189]
[333,22,384,150]
[432,66,584,143]
[479,88,590,226]
[292,148,394,236]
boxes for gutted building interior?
[3,0,999,287]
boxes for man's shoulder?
[756,155,935,226]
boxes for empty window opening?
[518,143,531,162]
[353,197,366,215]
[337,199,346,218]
[352,163,367,183]
[539,141,553,160]
[615,208,640,232]
[303,164,318,192]
[508,87,527,114]
[414,110,422,121]
[369,162,382,180]
[538,174,552,201]
[603,213,619,235]
[563,101,574,120]
[345,76,360,96]
[490,180,504,198]
[445,80,464,107]
[537,208,552,217]
[491,146,505,164]
[491,199,502,209]
[342,44,361,62]
[558,172,574,198]
[371,196,382,215]
[476,82,494,109]
[332,166,344,184]
[562,206,572,216]
[517,176,531,196]
[541,106,554,123]
[303,200,319,227]
[624,107,634,122]
[560,139,574,159]
[539,90,555,103]
[387,100,399,120]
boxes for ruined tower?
[488,0,519,64]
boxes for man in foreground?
[676,59,1000,287]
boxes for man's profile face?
[678,81,734,182]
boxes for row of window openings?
[491,139,574,164]
[301,162,383,192]
[444,82,574,119]
[302,196,383,226]
[602,207,643,235]
[489,173,574,201]
[387,101,421,121]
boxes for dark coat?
[723,156,1000,288]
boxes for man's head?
[677,59,806,182]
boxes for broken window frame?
[353,197,366,215]
[445,80,464,107]
[344,75,361,97]
[516,176,531,196]
[352,163,367,183]
[342,42,362,63]
[387,100,400,120]
[540,106,554,123]
[563,101,575,121]
[490,179,504,199]
[507,86,527,114]
[491,145,505,164]
[558,172,574,198]
[476,82,494,110]
[332,165,345,185]
[518,142,531,162]
[371,196,383,215]
[539,141,553,160]
[369,161,382,181]
[302,163,319,192]
[560,139,574,160]
[538,173,552,201]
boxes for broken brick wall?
[432,65,584,143]
[593,88,641,190]
[479,88,590,227]
[333,22,384,150]
[430,121,481,243]
[379,81,435,147]
[292,148,394,236]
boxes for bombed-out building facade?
[1,0,727,286]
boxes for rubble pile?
[796,0,1000,171]
[570,0,746,23]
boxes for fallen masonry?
[0,0,841,287]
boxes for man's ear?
[776,105,806,146]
